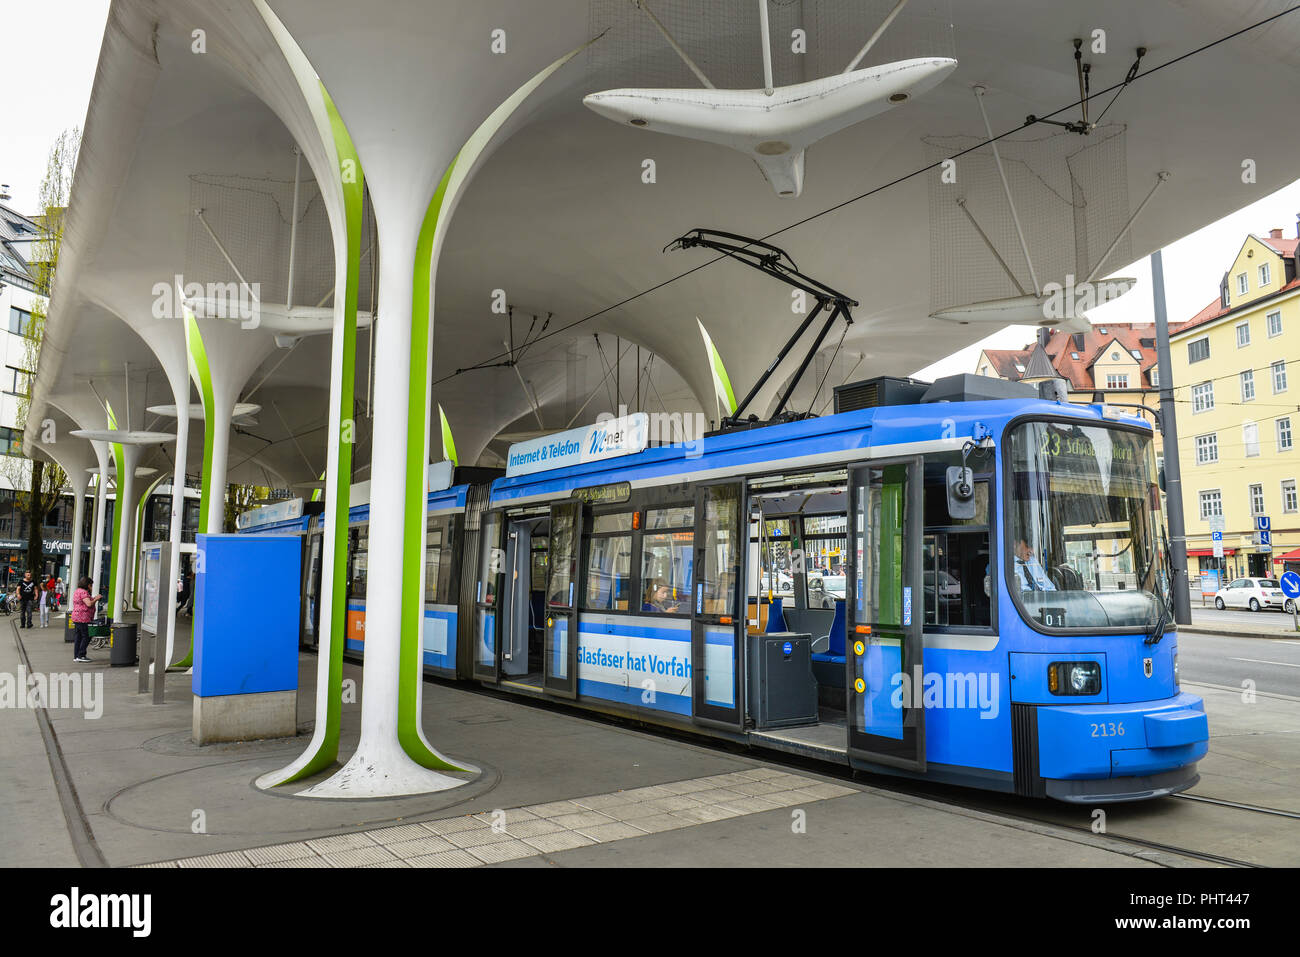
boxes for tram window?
[424,515,455,603]
[530,538,548,590]
[802,513,847,610]
[547,509,577,608]
[923,453,993,629]
[699,486,741,617]
[751,518,795,598]
[584,512,633,611]
[348,530,368,601]
[642,506,694,614]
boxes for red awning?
[1187,548,1235,557]
[1272,548,1300,562]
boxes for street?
[1177,629,1300,697]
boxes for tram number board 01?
[573,482,632,505]
[1037,607,1067,628]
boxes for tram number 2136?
[1090,722,1126,738]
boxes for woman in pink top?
[70,576,103,663]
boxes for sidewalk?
[3,610,1297,868]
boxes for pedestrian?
[17,571,38,628]
[55,578,64,610]
[70,576,103,663]
[38,583,50,628]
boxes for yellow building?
[1170,227,1300,584]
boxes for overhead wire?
[432,5,1300,388]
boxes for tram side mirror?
[946,466,976,521]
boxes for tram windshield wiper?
[1144,529,1172,645]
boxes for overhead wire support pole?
[636,0,715,89]
[844,0,910,73]
[973,86,1040,297]
[758,0,774,95]
[954,198,1027,296]
[286,145,302,311]
[195,209,262,305]
[1084,171,1171,284]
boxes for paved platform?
[3,612,1297,868]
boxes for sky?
[6,1,1300,388]
[0,1,110,212]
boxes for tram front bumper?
[1036,691,1208,786]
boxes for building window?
[1241,369,1255,402]
[1199,489,1223,520]
[3,367,31,397]
[7,307,33,338]
[1236,321,1251,347]
[1106,373,1129,389]
[1187,337,1210,363]
[1273,360,1288,393]
[1260,262,1271,286]
[1192,381,1214,413]
[1237,272,1249,296]
[1278,417,1293,451]
[1268,311,1283,337]
[1250,484,1265,515]
[0,428,21,457]
[1285,480,1299,514]
[980,365,989,376]
[1070,351,1080,360]
[1243,421,1260,457]
[1149,368,1159,388]
[1195,434,1218,464]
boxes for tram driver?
[1012,538,1056,592]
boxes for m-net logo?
[49,888,151,937]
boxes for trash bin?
[65,618,74,643]
[110,623,138,667]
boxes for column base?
[193,690,297,745]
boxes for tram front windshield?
[1007,420,1170,632]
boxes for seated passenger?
[1013,538,1056,592]
[642,580,683,613]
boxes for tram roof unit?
[490,374,1152,506]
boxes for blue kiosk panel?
[193,534,300,697]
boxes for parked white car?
[1214,577,1293,613]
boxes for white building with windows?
[0,201,89,581]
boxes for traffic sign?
[1209,515,1226,533]
[1281,571,1300,599]
[1212,529,1224,558]
[1256,516,1271,532]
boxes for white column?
[66,472,88,600]
[205,385,236,535]
[111,446,141,621]
[302,217,462,798]
[163,395,190,666]
[90,457,109,597]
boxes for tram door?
[543,501,583,698]
[472,509,506,683]
[845,460,926,771]
[690,482,744,730]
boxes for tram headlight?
[1173,651,1180,688]
[1049,661,1101,696]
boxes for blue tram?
[247,373,1209,802]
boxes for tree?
[224,483,270,532]
[5,129,81,575]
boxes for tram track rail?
[414,668,1279,869]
